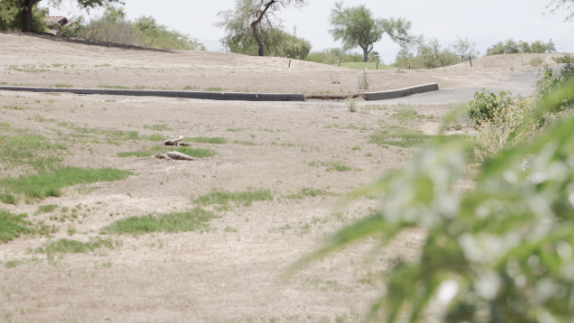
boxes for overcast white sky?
[47,0,574,63]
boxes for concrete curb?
[0,86,305,102]
[360,83,439,101]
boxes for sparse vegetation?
[117,146,215,158]
[188,137,228,144]
[193,188,274,207]
[1,167,132,199]
[308,161,353,171]
[103,208,218,235]
[35,237,122,255]
[284,188,335,199]
[0,210,35,243]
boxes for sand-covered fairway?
[0,32,557,322]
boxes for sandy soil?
[0,32,545,322]
[0,32,562,96]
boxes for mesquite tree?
[217,0,306,57]
[17,0,122,32]
[329,2,418,62]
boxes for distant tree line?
[486,39,556,55]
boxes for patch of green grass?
[188,137,228,144]
[147,134,166,141]
[8,65,48,73]
[205,87,226,92]
[57,122,163,142]
[0,127,66,171]
[232,140,259,146]
[35,237,121,254]
[369,127,431,148]
[336,62,394,70]
[308,161,353,172]
[4,260,21,268]
[0,194,18,205]
[102,207,218,235]
[143,124,172,131]
[370,127,472,148]
[2,106,25,110]
[224,226,238,232]
[227,128,243,132]
[118,146,214,158]
[105,100,116,103]
[351,146,362,151]
[183,86,199,90]
[193,188,274,207]
[0,210,35,243]
[1,167,132,199]
[285,188,335,200]
[35,205,58,215]
[54,84,73,88]
[98,85,130,89]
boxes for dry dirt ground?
[0,32,559,322]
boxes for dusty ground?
[0,32,551,322]
[0,32,563,96]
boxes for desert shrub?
[296,77,574,322]
[486,39,555,55]
[467,89,515,124]
[553,54,574,64]
[82,6,201,50]
[534,62,574,113]
[306,47,362,65]
[357,69,369,90]
[529,57,543,66]
[394,38,462,69]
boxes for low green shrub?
[467,89,515,125]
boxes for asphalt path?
[376,69,539,105]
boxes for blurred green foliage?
[296,74,574,322]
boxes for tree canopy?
[3,0,123,32]
[329,2,418,62]
[216,0,307,57]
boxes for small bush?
[534,63,574,113]
[102,208,218,235]
[347,98,357,112]
[552,54,574,64]
[358,70,369,90]
[529,57,543,66]
[467,89,515,125]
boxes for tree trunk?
[250,0,276,57]
[362,47,369,63]
[251,24,265,57]
[22,0,34,32]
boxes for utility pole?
[293,25,297,37]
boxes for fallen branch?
[165,135,184,146]
[166,151,198,161]
[155,153,172,160]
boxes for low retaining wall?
[360,83,439,101]
[0,86,305,102]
